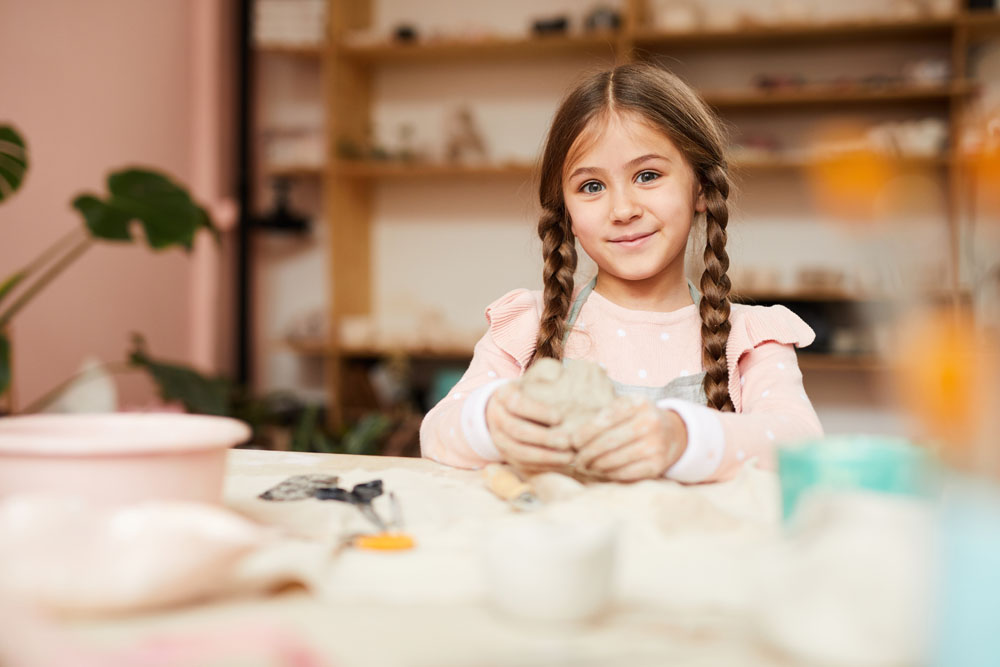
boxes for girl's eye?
[636,170,660,184]
[580,180,605,194]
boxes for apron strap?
[561,276,597,348]
[687,279,702,307]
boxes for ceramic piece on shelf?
[650,0,703,32]
[797,267,846,291]
[902,58,951,86]
[285,308,326,343]
[531,15,570,36]
[770,0,814,24]
[443,106,489,164]
[336,137,364,161]
[338,315,375,350]
[584,6,622,32]
[393,24,418,43]
[395,123,428,163]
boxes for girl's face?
[562,112,705,295]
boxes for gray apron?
[562,277,709,406]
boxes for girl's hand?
[485,383,574,474]
[572,397,688,482]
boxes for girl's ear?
[694,185,707,214]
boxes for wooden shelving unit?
[330,160,535,179]
[290,0,996,424]
[632,15,956,47]
[255,42,324,57]
[288,337,890,373]
[317,152,951,182]
[268,163,325,178]
[702,81,973,109]
[337,32,621,63]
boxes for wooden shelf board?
[733,289,883,303]
[962,10,1000,39]
[268,164,325,178]
[731,154,949,170]
[283,154,950,181]
[255,43,324,57]
[702,82,971,109]
[340,345,475,360]
[337,32,620,63]
[285,338,333,356]
[331,161,535,179]
[633,15,955,49]
[292,339,883,372]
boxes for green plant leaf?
[72,194,133,241]
[73,169,216,250]
[0,330,10,397]
[0,271,26,306]
[128,335,231,415]
[0,125,28,204]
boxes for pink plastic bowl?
[0,413,252,505]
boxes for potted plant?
[0,123,215,411]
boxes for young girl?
[420,63,823,483]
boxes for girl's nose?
[611,199,641,223]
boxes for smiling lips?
[609,231,655,248]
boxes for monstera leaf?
[128,335,231,416]
[73,169,216,250]
[0,125,27,204]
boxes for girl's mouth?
[609,231,655,248]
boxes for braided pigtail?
[531,208,577,364]
[698,164,735,412]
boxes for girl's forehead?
[564,111,682,171]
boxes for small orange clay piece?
[354,533,416,551]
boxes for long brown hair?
[532,62,735,412]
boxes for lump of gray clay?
[517,358,616,435]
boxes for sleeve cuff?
[459,379,510,462]
[656,398,726,483]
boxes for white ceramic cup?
[483,516,617,622]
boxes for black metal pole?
[235,0,252,386]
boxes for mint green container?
[777,435,934,521]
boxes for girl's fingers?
[572,397,641,449]
[498,412,572,450]
[602,459,656,482]
[585,440,651,474]
[575,419,642,469]
[495,385,562,427]
[494,433,575,466]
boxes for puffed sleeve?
[419,289,542,468]
[658,304,824,483]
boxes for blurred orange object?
[808,148,894,224]
[970,146,1000,217]
[894,307,997,459]
[354,532,415,551]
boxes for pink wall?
[0,0,233,410]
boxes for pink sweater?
[420,287,824,483]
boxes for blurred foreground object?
[894,307,999,473]
[0,496,264,614]
[777,435,933,520]
[0,413,250,505]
